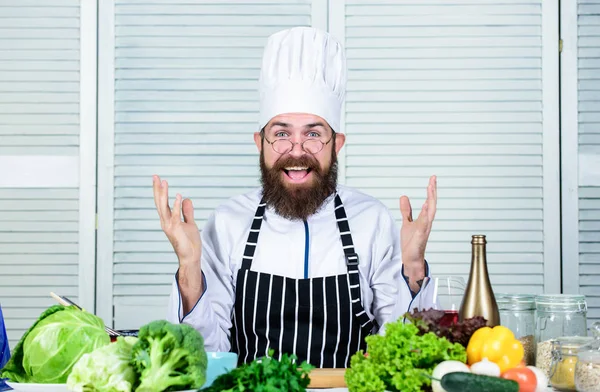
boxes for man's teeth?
[285,166,308,171]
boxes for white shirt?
[166,185,435,352]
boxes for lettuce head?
[0,305,110,384]
[67,336,138,392]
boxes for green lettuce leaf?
[67,336,138,392]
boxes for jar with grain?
[534,294,588,379]
[548,336,595,391]
[575,345,600,392]
[497,293,536,365]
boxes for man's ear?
[254,132,262,152]
[334,133,346,155]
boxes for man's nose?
[288,137,305,157]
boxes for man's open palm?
[152,175,201,266]
[399,175,437,266]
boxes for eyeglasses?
[263,132,335,155]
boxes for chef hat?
[258,26,346,132]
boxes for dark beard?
[259,147,338,221]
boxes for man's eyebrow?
[305,122,327,129]
[268,121,328,130]
[269,121,290,128]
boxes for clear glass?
[535,295,588,379]
[497,293,536,365]
[548,336,595,391]
[575,338,600,392]
[428,276,466,326]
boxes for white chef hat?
[258,26,346,132]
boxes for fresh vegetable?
[0,305,110,384]
[470,358,501,377]
[440,371,520,392]
[526,365,549,392]
[131,320,208,392]
[199,349,312,392]
[404,308,488,347]
[501,367,537,392]
[431,360,470,392]
[67,336,138,392]
[345,320,467,392]
[466,325,524,373]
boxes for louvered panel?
[112,0,313,329]
[578,0,600,328]
[0,0,82,349]
[0,188,79,348]
[0,2,80,155]
[343,0,547,294]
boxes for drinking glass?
[417,276,466,326]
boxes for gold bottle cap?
[471,234,487,244]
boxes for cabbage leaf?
[67,336,138,392]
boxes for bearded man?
[156,26,437,368]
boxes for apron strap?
[334,194,380,333]
[240,200,267,271]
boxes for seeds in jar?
[575,361,600,392]
[536,340,554,378]
[518,335,535,366]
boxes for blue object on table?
[0,304,12,391]
[203,352,238,388]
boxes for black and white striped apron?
[230,194,380,368]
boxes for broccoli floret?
[131,320,208,392]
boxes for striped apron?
[230,194,379,368]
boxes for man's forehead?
[267,114,331,131]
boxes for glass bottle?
[458,235,500,326]
[497,294,536,365]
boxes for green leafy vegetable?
[67,335,138,392]
[345,320,467,392]
[200,349,313,392]
[131,320,208,392]
[0,305,110,384]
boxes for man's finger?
[172,193,182,224]
[159,179,172,221]
[416,201,429,226]
[400,195,413,223]
[182,198,196,225]
[152,175,164,221]
[427,175,437,221]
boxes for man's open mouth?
[283,166,312,181]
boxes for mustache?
[272,154,321,172]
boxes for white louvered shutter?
[338,0,559,294]
[578,0,600,326]
[0,0,94,348]
[108,0,321,329]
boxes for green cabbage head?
[0,305,110,384]
[67,336,138,392]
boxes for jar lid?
[592,321,600,338]
[497,293,536,310]
[578,350,600,363]
[552,336,595,351]
[535,294,587,310]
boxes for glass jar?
[534,295,588,378]
[548,336,595,391]
[497,293,536,365]
[575,343,600,392]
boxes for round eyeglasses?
[263,132,335,155]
